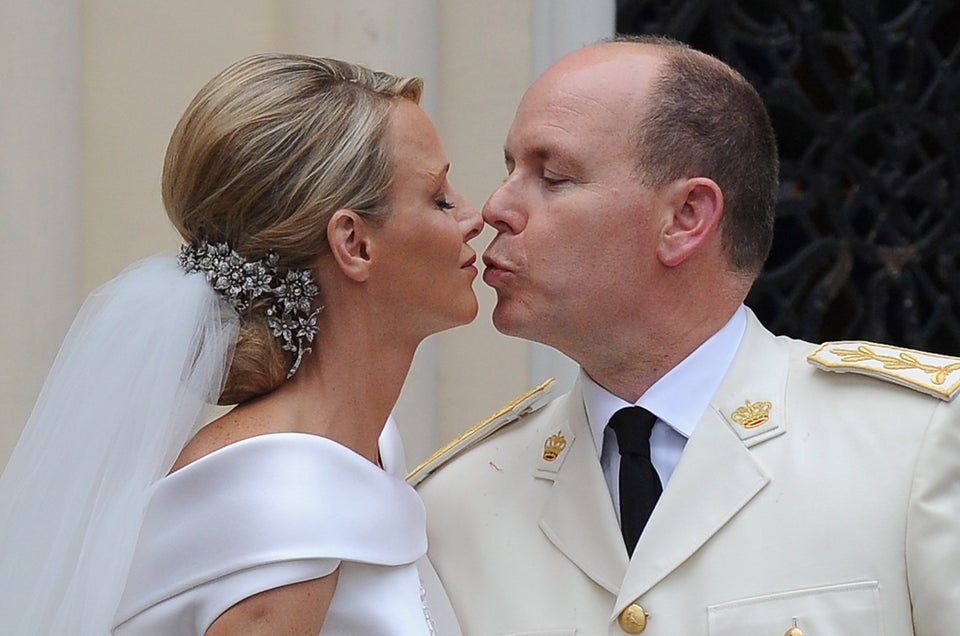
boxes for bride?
[0,53,480,634]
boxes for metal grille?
[618,0,960,352]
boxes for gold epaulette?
[807,340,960,401]
[407,378,555,486]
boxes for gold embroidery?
[730,400,772,428]
[542,431,567,461]
[406,378,555,484]
[832,344,960,386]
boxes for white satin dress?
[112,428,454,635]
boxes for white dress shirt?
[581,305,747,521]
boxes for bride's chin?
[459,294,480,325]
[439,295,480,331]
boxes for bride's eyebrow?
[420,163,451,185]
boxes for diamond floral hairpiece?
[178,241,321,377]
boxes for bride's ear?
[327,210,372,282]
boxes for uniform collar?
[581,305,747,458]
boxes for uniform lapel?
[614,407,769,611]
[537,379,630,595]
[615,311,789,615]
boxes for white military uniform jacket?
[414,311,960,635]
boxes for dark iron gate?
[618,0,960,353]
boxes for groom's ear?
[327,209,372,282]
[656,177,723,267]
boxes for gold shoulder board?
[407,378,555,486]
[807,341,960,401]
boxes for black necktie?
[609,406,662,555]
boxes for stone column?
[432,0,536,450]
[0,0,82,465]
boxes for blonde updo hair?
[164,53,423,404]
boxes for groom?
[413,36,960,634]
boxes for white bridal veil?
[0,253,237,634]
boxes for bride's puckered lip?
[461,254,477,269]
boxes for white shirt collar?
[582,305,747,458]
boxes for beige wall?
[1,0,612,468]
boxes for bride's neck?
[271,311,418,463]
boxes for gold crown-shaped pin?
[542,431,567,461]
[730,400,772,428]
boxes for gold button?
[785,628,803,636]
[618,604,648,633]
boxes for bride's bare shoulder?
[168,398,286,474]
